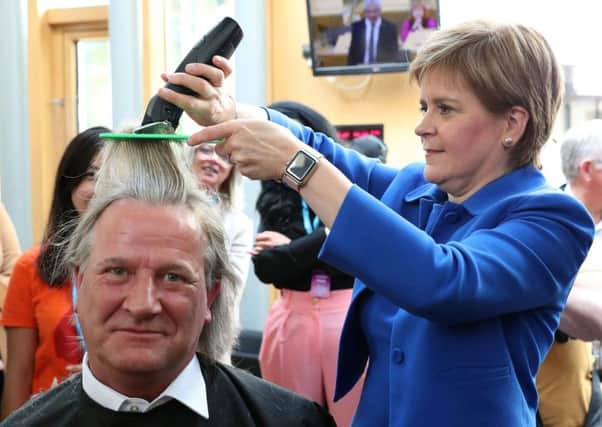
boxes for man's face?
[364,5,382,23]
[77,199,215,394]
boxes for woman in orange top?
[0,127,109,418]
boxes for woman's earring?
[502,137,513,148]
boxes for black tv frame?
[305,0,440,77]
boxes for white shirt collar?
[82,352,209,418]
[364,16,382,28]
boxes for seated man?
[0,137,335,426]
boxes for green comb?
[99,133,224,144]
[100,133,188,140]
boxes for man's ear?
[204,280,221,323]
[580,159,598,183]
[208,280,221,307]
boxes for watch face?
[288,151,317,181]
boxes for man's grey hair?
[363,0,382,9]
[561,119,602,183]
[65,138,239,362]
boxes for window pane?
[164,0,235,133]
[76,39,112,131]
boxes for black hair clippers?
[137,17,243,134]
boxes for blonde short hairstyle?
[410,20,563,169]
[186,145,243,210]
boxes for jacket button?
[392,348,405,364]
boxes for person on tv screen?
[400,1,437,44]
[347,0,399,65]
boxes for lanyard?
[70,272,87,353]
[301,199,320,234]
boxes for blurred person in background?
[188,135,252,363]
[253,101,386,427]
[0,203,21,401]
[0,127,109,419]
[537,120,602,427]
[344,134,388,163]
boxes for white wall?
[441,0,602,67]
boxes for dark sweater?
[253,181,354,291]
[0,356,335,427]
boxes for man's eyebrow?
[158,262,203,279]
[94,257,129,269]
[158,262,196,273]
[94,258,201,277]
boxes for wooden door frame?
[28,1,108,241]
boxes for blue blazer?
[268,109,595,427]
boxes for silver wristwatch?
[281,149,323,191]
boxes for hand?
[188,119,303,182]
[252,231,292,255]
[65,364,82,376]
[157,56,236,126]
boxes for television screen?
[305,0,440,76]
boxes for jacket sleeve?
[320,185,595,325]
[267,108,399,200]
[1,249,37,327]
[252,227,326,288]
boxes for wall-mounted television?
[305,0,440,76]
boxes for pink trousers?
[259,289,364,427]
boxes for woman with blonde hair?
[188,140,252,362]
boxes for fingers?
[190,120,301,181]
[160,72,216,100]
[184,62,226,88]
[188,122,237,146]
[212,56,233,78]
[66,364,82,375]
[255,231,291,246]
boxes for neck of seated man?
[82,352,208,416]
[85,350,199,403]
